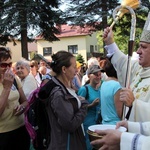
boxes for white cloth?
[46,68,51,74]
[105,42,150,122]
[81,74,89,86]
[121,122,150,150]
[21,74,38,99]
[67,88,81,108]
[34,73,42,87]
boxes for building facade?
[36,24,99,62]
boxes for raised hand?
[103,27,114,45]
[2,68,14,90]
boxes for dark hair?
[0,47,12,61]
[104,59,117,78]
[50,51,75,75]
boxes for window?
[95,45,97,51]
[43,47,52,56]
[68,45,78,54]
[90,45,94,53]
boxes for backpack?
[25,79,57,150]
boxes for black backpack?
[25,79,58,150]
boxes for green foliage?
[0,0,65,58]
[63,0,120,30]
[65,0,149,55]
[76,54,85,65]
[30,51,36,60]
[96,30,104,53]
[0,0,65,42]
[109,6,149,54]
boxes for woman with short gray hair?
[15,59,37,99]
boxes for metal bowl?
[87,129,103,149]
[87,124,127,149]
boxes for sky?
[59,0,70,11]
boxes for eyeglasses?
[0,62,12,68]
[30,65,34,68]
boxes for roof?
[35,24,97,40]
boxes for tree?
[76,54,85,65]
[63,0,119,55]
[63,0,120,30]
[107,0,150,54]
[63,0,150,55]
[0,0,65,59]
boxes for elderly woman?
[15,59,38,100]
[0,47,30,150]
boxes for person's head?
[137,42,150,67]
[0,47,12,76]
[40,60,46,67]
[87,57,99,68]
[87,65,103,85]
[30,60,39,75]
[103,59,117,78]
[15,59,30,80]
[50,51,77,81]
[137,12,150,67]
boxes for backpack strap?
[67,133,70,150]
[13,78,18,90]
[38,79,58,100]
[39,73,43,80]
[84,85,89,100]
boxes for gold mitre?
[140,12,150,43]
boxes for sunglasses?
[30,65,34,68]
[0,62,12,68]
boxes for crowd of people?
[0,12,150,150]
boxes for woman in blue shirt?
[78,65,103,150]
[100,59,123,125]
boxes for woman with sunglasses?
[0,47,30,150]
[30,60,42,87]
